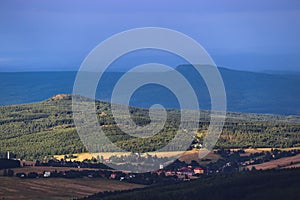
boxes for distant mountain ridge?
[260,70,300,75]
[176,65,300,115]
[0,66,299,115]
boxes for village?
[1,148,300,185]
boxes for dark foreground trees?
[81,168,300,200]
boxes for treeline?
[0,128,86,160]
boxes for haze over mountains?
[0,66,299,115]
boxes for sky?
[0,0,300,72]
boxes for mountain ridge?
[0,66,299,115]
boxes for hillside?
[0,95,300,160]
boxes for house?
[165,170,176,176]
[192,143,203,149]
[177,167,194,176]
[43,171,51,178]
[154,169,164,175]
[110,173,117,179]
[194,167,204,174]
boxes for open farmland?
[246,153,300,170]
[0,176,144,200]
[55,151,186,162]
[0,166,111,175]
[54,149,221,165]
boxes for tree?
[7,169,14,176]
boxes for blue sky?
[0,0,300,72]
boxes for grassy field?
[54,153,95,162]
[54,151,186,162]
[178,149,221,165]
[246,154,300,170]
[230,147,300,156]
[55,148,300,165]
[234,147,300,153]
[53,149,221,164]
[0,176,144,200]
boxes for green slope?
[0,94,300,159]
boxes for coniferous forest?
[0,94,299,160]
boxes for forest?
[0,94,300,160]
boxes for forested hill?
[0,94,300,160]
